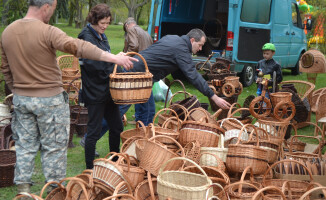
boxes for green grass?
[1,23,326,199]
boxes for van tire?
[240,65,254,87]
[291,53,303,75]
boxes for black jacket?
[78,24,118,105]
[255,58,283,86]
[131,35,214,98]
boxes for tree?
[121,0,149,18]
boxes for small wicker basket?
[0,150,16,187]
[109,52,153,104]
[134,172,159,200]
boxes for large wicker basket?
[0,150,16,187]
[109,52,153,104]
[157,157,213,200]
[226,125,268,175]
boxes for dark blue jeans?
[119,92,155,126]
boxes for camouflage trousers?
[12,92,70,185]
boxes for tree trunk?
[68,1,75,26]
[2,0,9,25]
[121,0,149,19]
[75,0,83,28]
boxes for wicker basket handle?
[112,181,133,196]
[63,177,90,200]
[218,134,225,148]
[112,51,149,75]
[262,159,314,184]
[168,104,188,121]
[289,135,322,157]
[297,121,324,138]
[104,152,132,172]
[223,181,260,198]
[135,120,148,137]
[252,186,286,200]
[227,102,242,117]
[164,79,187,108]
[185,107,210,122]
[234,124,258,146]
[121,136,144,153]
[39,181,65,198]
[147,171,156,200]
[205,183,225,200]
[158,157,211,185]
[238,166,256,194]
[0,116,12,123]
[162,116,181,131]
[211,109,223,120]
[254,127,271,142]
[149,134,185,157]
[220,117,244,130]
[299,186,326,200]
[228,107,250,119]
[281,181,292,199]
[14,193,43,200]
[103,194,136,200]
[153,108,179,127]
[167,90,192,107]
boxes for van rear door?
[233,0,272,63]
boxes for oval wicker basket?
[179,110,224,147]
[135,134,185,177]
[157,157,213,200]
[200,134,228,163]
[120,121,149,143]
[134,172,159,200]
[226,125,268,175]
[109,52,153,104]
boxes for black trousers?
[84,97,123,169]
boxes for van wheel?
[291,53,303,75]
[240,65,254,87]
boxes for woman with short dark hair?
[78,4,122,169]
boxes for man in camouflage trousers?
[0,0,136,196]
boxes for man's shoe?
[79,137,85,148]
[17,183,31,200]
[95,150,100,158]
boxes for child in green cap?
[255,43,283,96]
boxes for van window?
[291,3,302,28]
[241,0,271,24]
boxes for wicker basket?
[157,157,213,200]
[199,152,225,171]
[200,134,228,163]
[227,103,253,125]
[299,186,326,200]
[121,121,149,143]
[134,172,159,200]
[226,125,268,175]
[135,135,185,176]
[113,153,146,190]
[0,150,16,187]
[150,109,180,144]
[92,153,132,194]
[63,177,90,200]
[221,181,260,200]
[245,127,280,164]
[102,194,136,200]
[270,92,293,106]
[262,159,313,198]
[109,52,153,104]
[39,181,67,200]
[179,111,224,147]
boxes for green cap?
[262,43,276,51]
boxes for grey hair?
[29,0,54,7]
[186,29,206,42]
[124,17,137,26]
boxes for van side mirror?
[304,19,312,30]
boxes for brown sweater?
[0,18,104,97]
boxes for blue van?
[148,0,308,86]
